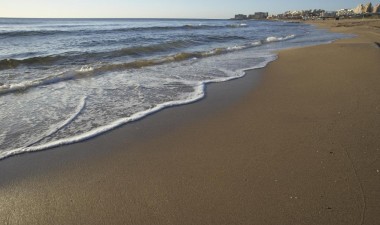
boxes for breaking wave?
[0,34,296,95]
[0,23,248,39]
[0,55,277,160]
[0,36,246,70]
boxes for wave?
[0,24,248,39]
[0,36,246,70]
[0,71,77,94]
[0,55,67,70]
[0,55,277,160]
[103,40,196,57]
[227,23,248,28]
[0,40,194,70]
[85,38,276,72]
[24,96,87,148]
[0,84,203,160]
[0,30,69,38]
[265,34,296,42]
[0,34,295,95]
[0,34,291,71]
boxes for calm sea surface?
[0,18,348,159]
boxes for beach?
[0,18,379,225]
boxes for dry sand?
[0,19,379,225]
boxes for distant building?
[268,3,380,21]
[321,11,337,18]
[248,12,269,20]
[336,9,355,17]
[234,14,248,20]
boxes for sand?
[0,19,379,225]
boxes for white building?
[336,9,355,17]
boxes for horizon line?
[0,17,232,20]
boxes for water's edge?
[0,56,276,160]
[0,66,267,188]
[0,22,351,161]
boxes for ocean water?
[0,18,348,159]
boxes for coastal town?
[233,2,380,20]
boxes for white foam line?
[266,34,296,43]
[0,89,205,160]
[0,71,68,95]
[0,54,278,160]
[25,96,87,148]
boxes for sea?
[0,18,348,159]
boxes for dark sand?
[0,19,379,225]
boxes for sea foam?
[0,18,349,160]
[0,54,277,160]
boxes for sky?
[0,0,372,19]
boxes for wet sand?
[0,19,379,225]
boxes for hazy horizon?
[0,0,373,19]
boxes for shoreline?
[1,19,379,224]
[0,67,265,186]
[0,65,269,161]
[0,19,346,160]
[0,25,341,161]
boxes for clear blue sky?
[0,0,370,18]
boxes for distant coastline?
[232,2,380,20]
